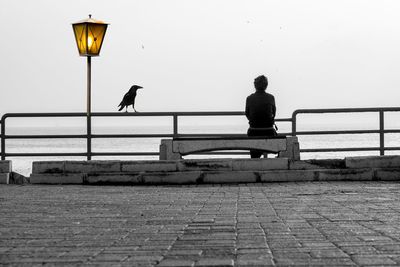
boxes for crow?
[118,85,143,112]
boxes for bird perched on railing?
[118,85,143,112]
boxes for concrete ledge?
[290,159,345,170]
[375,168,400,181]
[232,158,288,171]
[0,161,12,173]
[260,170,316,182]
[32,161,64,174]
[317,169,373,181]
[178,159,232,171]
[203,171,258,183]
[27,156,400,185]
[346,156,400,169]
[0,173,10,184]
[122,160,177,172]
[141,171,201,184]
[30,174,84,184]
[87,173,141,184]
[65,161,121,173]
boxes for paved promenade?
[1,182,400,266]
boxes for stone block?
[178,159,232,171]
[160,139,181,160]
[317,169,373,181]
[260,170,316,182]
[32,161,64,174]
[232,158,288,171]
[345,156,400,169]
[142,171,201,184]
[121,160,177,172]
[0,173,9,184]
[375,169,400,181]
[86,173,141,184]
[289,159,345,170]
[0,160,12,173]
[64,161,121,173]
[30,174,84,184]
[279,136,300,161]
[9,172,29,184]
[203,171,257,183]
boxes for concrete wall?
[28,155,400,185]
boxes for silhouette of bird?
[118,85,143,112]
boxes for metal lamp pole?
[72,15,108,160]
[87,56,92,160]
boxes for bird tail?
[118,105,124,111]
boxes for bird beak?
[138,86,143,89]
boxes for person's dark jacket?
[245,91,276,128]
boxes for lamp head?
[72,14,108,57]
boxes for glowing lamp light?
[72,14,108,57]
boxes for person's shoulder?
[265,92,275,100]
[247,92,257,98]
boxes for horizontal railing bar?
[296,130,380,135]
[4,152,88,157]
[1,113,87,119]
[300,147,380,152]
[1,111,292,120]
[382,129,400,134]
[4,135,88,139]
[296,129,400,135]
[381,147,400,151]
[94,112,246,117]
[92,134,174,138]
[293,107,400,116]
[91,152,159,156]
[1,132,293,139]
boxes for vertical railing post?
[1,116,5,160]
[173,114,178,138]
[379,110,384,156]
[291,111,297,136]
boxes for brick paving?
[1,182,400,266]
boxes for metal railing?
[1,107,399,160]
[0,111,291,160]
[292,107,400,156]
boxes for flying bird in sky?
[118,85,143,112]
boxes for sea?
[2,115,400,176]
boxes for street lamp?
[72,14,108,160]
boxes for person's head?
[254,75,268,91]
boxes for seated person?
[245,75,277,158]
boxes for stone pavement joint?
[2,182,400,266]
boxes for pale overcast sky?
[1,0,400,118]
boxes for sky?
[1,0,400,120]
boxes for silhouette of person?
[245,75,277,158]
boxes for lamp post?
[72,15,108,160]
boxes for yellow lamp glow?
[72,15,108,57]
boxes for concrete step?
[32,158,290,174]
[29,168,399,185]
[0,160,12,173]
[29,157,400,185]
[0,161,12,184]
[346,155,400,169]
